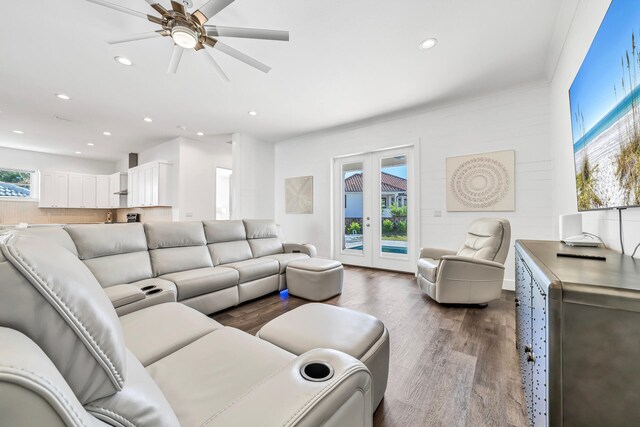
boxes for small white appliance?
[559,213,600,247]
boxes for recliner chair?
[417,218,511,305]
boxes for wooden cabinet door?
[53,173,69,208]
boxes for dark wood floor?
[212,266,528,427]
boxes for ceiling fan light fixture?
[172,26,198,49]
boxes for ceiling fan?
[86,0,289,81]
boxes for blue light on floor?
[280,289,289,299]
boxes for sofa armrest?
[104,284,145,309]
[204,348,373,427]
[419,247,457,260]
[283,243,318,258]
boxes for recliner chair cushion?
[146,327,295,427]
[248,238,284,258]
[224,258,279,284]
[243,220,280,239]
[208,240,253,266]
[145,221,207,249]
[160,267,239,300]
[150,246,213,276]
[120,303,223,366]
[203,220,246,243]
[457,219,505,261]
[0,233,127,404]
[417,258,439,283]
[66,224,154,287]
[15,227,78,256]
[84,251,153,287]
[66,223,148,260]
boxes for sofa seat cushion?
[146,327,295,427]
[417,258,439,283]
[224,258,279,284]
[263,253,310,274]
[160,267,239,301]
[120,303,222,366]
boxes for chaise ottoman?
[286,258,344,301]
[256,303,389,410]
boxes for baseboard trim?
[502,279,515,291]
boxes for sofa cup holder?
[300,362,334,382]
[145,288,163,296]
[141,285,157,292]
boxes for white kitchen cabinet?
[96,175,110,208]
[68,174,97,208]
[39,171,69,208]
[110,172,127,209]
[127,161,172,208]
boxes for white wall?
[231,133,275,220]
[274,84,554,289]
[0,147,116,174]
[550,0,640,255]
[131,136,232,221]
[178,137,232,221]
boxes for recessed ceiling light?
[12,130,24,134]
[75,151,82,154]
[248,111,257,116]
[55,93,71,100]
[103,131,111,136]
[419,38,438,50]
[144,117,153,123]
[114,56,133,66]
[87,143,95,146]
[197,131,204,136]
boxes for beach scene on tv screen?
[570,0,640,210]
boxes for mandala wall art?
[285,176,313,214]
[446,150,515,212]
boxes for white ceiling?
[0,0,564,161]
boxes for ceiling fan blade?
[144,0,169,17]
[167,45,184,74]
[85,0,149,20]
[212,40,271,73]
[192,0,235,25]
[205,26,289,41]
[170,0,186,15]
[202,50,230,83]
[107,31,165,45]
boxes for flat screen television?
[569,0,640,211]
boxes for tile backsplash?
[0,201,108,225]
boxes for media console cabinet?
[515,240,640,427]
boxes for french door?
[333,146,417,273]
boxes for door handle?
[366,224,370,227]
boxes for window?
[381,197,387,208]
[0,168,34,199]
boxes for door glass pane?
[216,168,232,220]
[380,155,408,255]
[343,162,364,253]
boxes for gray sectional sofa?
[63,219,316,316]
[0,221,373,426]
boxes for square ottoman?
[256,303,389,410]
[286,258,344,301]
